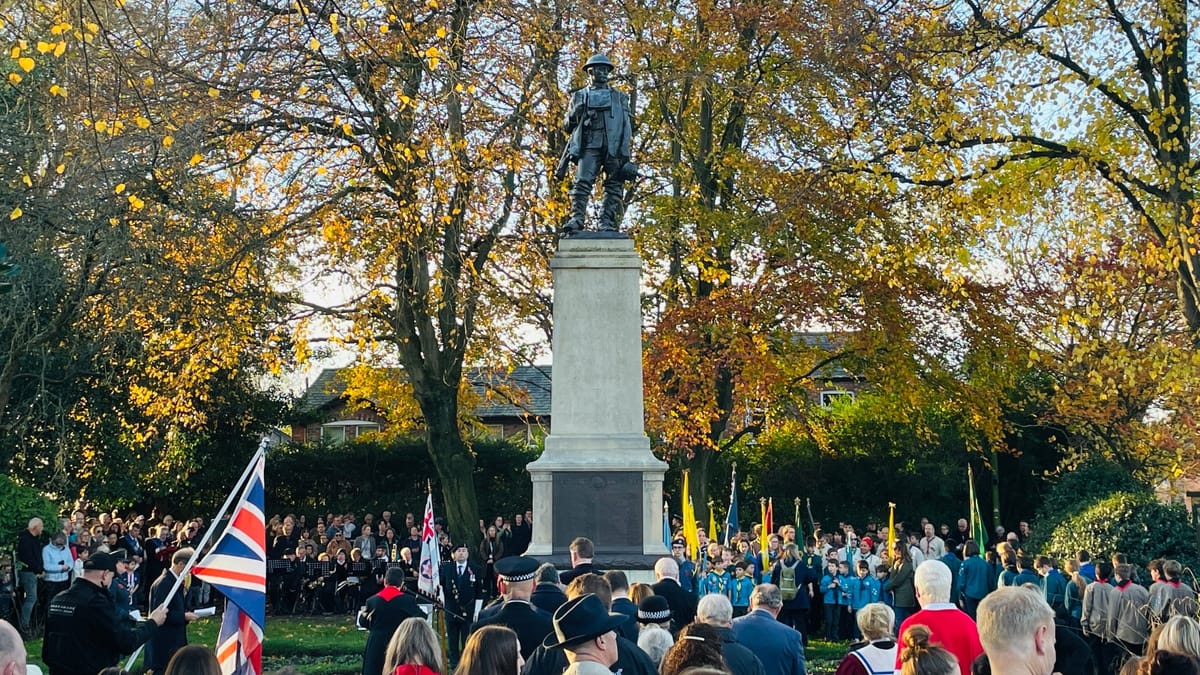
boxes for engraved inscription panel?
[552,472,642,554]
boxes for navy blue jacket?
[731,608,807,675]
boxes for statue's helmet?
[583,54,615,72]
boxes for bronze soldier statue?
[559,54,637,235]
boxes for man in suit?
[440,543,482,667]
[651,557,698,634]
[559,538,602,586]
[731,584,807,675]
[470,556,553,660]
[604,570,638,640]
[146,548,198,675]
[358,566,424,675]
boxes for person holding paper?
[145,548,199,674]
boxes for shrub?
[1028,460,1147,552]
[1043,492,1199,575]
[0,475,59,546]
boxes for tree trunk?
[418,387,480,553]
[691,445,714,532]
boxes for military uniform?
[440,548,483,665]
[563,55,635,232]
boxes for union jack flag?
[192,456,266,675]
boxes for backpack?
[780,562,799,600]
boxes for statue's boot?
[562,188,590,234]
[598,191,624,231]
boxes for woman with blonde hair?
[834,603,897,675]
[382,617,444,675]
[1157,615,1200,656]
[898,624,957,675]
[629,582,654,606]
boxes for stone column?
[526,236,668,560]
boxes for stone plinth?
[526,236,668,558]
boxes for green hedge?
[1043,492,1199,573]
[0,474,59,547]
[1028,460,1146,553]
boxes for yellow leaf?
[208,87,219,98]
[9,207,21,219]
[379,24,389,33]
[189,153,202,166]
[425,46,439,58]
[316,166,327,175]
[115,183,125,194]
[7,73,20,85]
[85,21,99,34]
[36,41,53,53]
[251,89,261,100]
[18,57,34,72]
[143,75,154,87]
[309,38,320,50]
[135,116,151,129]
[48,83,63,97]
[127,194,144,210]
[55,164,64,174]
[21,175,31,187]
[94,120,108,132]
[436,27,447,38]
[9,47,18,59]
[162,135,174,147]
[53,41,65,57]
[428,56,439,69]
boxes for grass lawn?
[25,615,855,675]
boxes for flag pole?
[125,437,270,670]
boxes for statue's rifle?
[553,84,594,180]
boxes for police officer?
[470,556,554,660]
[42,551,167,675]
[562,54,635,234]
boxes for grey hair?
[637,624,674,666]
[697,593,733,625]
[750,583,783,608]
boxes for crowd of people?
[9,504,1200,675]
[262,510,533,616]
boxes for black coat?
[471,600,553,660]
[360,587,425,675]
[440,561,483,623]
[715,625,766,675]
[651,578,698,633]
[530,583,568,615]
[521,634,656,675]
[611,597,639,641]
[42,578,159,675]
[146,570,189,672]
[559,562,603,586]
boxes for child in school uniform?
[820,559,849,641]
[730,561,755,617]
[845,559,882,639]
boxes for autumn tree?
[151,0,582,543]
[816,0,1200,479]
[0,0,292,491]
[612,0,996,517]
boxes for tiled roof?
[299,365,552,418]
[796,332,857,381]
